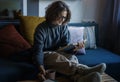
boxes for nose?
[61,17,66,22]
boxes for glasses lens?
[59,16,66,20]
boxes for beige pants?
[44,51,79,76]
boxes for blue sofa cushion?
[0,59,38,82]
[76,47,120,65]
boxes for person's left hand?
[73,41,85,51]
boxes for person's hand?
[39,65,46,75]
[73,41,85,51]
[38,65,46,81]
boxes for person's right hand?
[38,65,46,81]
[73,41,85,51]
[39,65,46,75]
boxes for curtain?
[101,0,120,54]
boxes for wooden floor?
[101,73,118,82]
[18,73,118,82]
[56,73,118,82]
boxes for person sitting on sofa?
[33,1,106,82]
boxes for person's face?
[52,10,67,25]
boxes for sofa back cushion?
[84,26,97,49]
[68,22,97,50]
[68,26,86,55]
[19,16,45,45]
[0,24,31,57]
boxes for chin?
[58,23,62,25]
[58,24,62,25]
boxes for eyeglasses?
[59,16,67,20]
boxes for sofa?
[69,22,120,82]
[0,18,120,82]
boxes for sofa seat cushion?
[76,47,120,66]
[0,59,38,82]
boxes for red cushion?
[0,24,31,57]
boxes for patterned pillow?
[68,26,86,55]
[84,26,97,49]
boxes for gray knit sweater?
[33,21,70,65]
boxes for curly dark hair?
[45,1,71,25]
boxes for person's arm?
[60,25,70,47]
[33,26,46,75]
[34,26,44,65]
[58,25,76,53]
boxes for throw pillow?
[68,26,86,55]
[19,16,45,45]
[84,26,97,49]
[0,24,31,57]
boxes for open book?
[57,39,87,52]
[57,44,75,52]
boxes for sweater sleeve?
[33,26,45,65]
[60,25,76,54]
[60,25,70,47]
